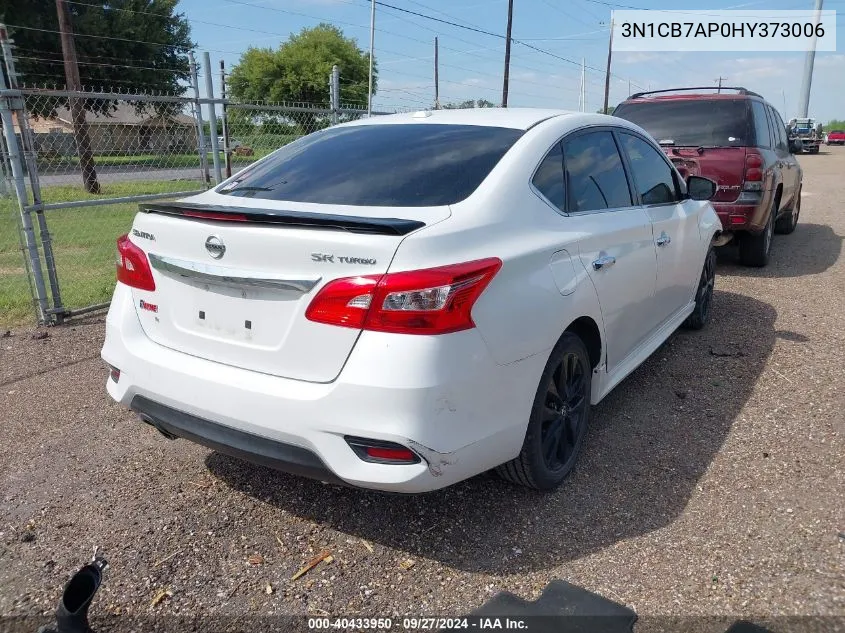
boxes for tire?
[775,186,800,235]
[496,332,592,491]
[682,247,716,330]
[738,198,776,267]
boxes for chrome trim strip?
[148,253,321,293]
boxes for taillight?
[116,234,156,291]
[743,151,763,190]
[345,436,421,464]
[305,258,502,335]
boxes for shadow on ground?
[206,290,777,574]
[716,222,842,277]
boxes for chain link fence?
[0,43,384,327]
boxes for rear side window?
[751,101,772,148]
[618,133,679,205]
[217,124,525,207]
[769,107,788,150]
[563,131,632,212]
[532,143,565,211]
[614,99,751,147]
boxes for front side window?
[217,124,525,207]
[618,133,679,205]
[563,131,632,212]
[531,142,565,211]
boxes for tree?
[597,106,615,114]
[442,99,497,109]
[2,0,194,112]
[3,0,193,192]
[228,24,374,115]
[824,119,845,131]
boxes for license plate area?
[169,278,293,348]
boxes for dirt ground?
[1,147,843,630]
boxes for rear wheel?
[775,186,800,235]
[682,247,716,330]
[738,199,776,267]
[496,333,591,490]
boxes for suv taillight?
[305,258,502,335]
[116,234,156,291]
[743,151,764,191]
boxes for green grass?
[38,151,272,171]
[0,180,204,327]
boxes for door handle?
[592,255,616,270]
[656,232,671,246]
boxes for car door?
[561,129,658,371]
[616,130,701,326]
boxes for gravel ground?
[1,148,843,630]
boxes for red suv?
[613,87,803,267]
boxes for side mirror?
[687,175,717,201]
[789,139,803,154]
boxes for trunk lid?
[127,194,449,383]
[664,146,746,203]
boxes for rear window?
[217,124,524,207]
[614,99,752,148]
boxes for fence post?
[0,51,51,323]
[330,65,340,125]
[203,52,222,184]
[220,60,231,179]
[0,122,10,196]
[1,29,64,322]
[188,53,210,185]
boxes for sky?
[177,0,845,122]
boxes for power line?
[15,54,188,74]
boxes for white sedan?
[102,108,721,493]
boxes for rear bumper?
[102,284,543,493]
[131,395,346,486]
[712,202,760,232]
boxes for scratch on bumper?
[407,440,458,477]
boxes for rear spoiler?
[140,201,426,236]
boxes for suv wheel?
[496,332,591,490]
[775,186,801,235]
[739,199,776,267]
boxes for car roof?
[340,107,578,131]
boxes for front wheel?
[682,247,716,330]
[496,333,591,491]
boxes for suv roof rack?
[628,86,763,100]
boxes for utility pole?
[368,0,375,116]
[220,60,231,178]
[434,36,440,110]
[578,58,586,111]
[602,16,614,114]
[715,76,726,92]
[799,0,824,117]
[502,0,514,107]
[55,0,99,193]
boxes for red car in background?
[826,130,845,145]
